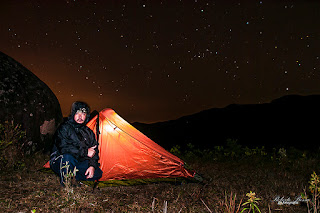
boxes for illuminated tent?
[44,108,200,185]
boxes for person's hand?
[85,166,95,179]
[87,145,97,158]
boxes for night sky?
[1,1,319,123]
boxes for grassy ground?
[0,149,317,212]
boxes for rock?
[0,51,62,153]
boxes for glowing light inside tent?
[103,120,117,132]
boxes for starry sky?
[1,0,319,123]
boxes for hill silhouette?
[132,94,320,151]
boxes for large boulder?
[0,51,62,154]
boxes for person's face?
[74,111,87,124]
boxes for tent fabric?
[86,108,195,181]
[44,108,195,182]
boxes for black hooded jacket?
[50,102,100,169]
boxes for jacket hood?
[68,101,91,126]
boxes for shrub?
[0,120,26,169]
[170,145,181,157]
[224,139,242,159]
[302,171,320,213]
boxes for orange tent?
[44,109,198,184]
[87,108,195,182]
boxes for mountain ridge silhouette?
[132,94,320,151]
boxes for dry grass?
[0,151,316,212]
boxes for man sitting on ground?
[50,101,102,186]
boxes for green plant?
[278,148,287,159]
[0,121,26,169]
[184,143,199,159]
[240,191,261,213]
[60,161,79,194]
[224,139,242,159]
[170,145,181,156]
[0,121,25,150]
[303,171,320,212]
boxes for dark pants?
[50,154,103,185]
